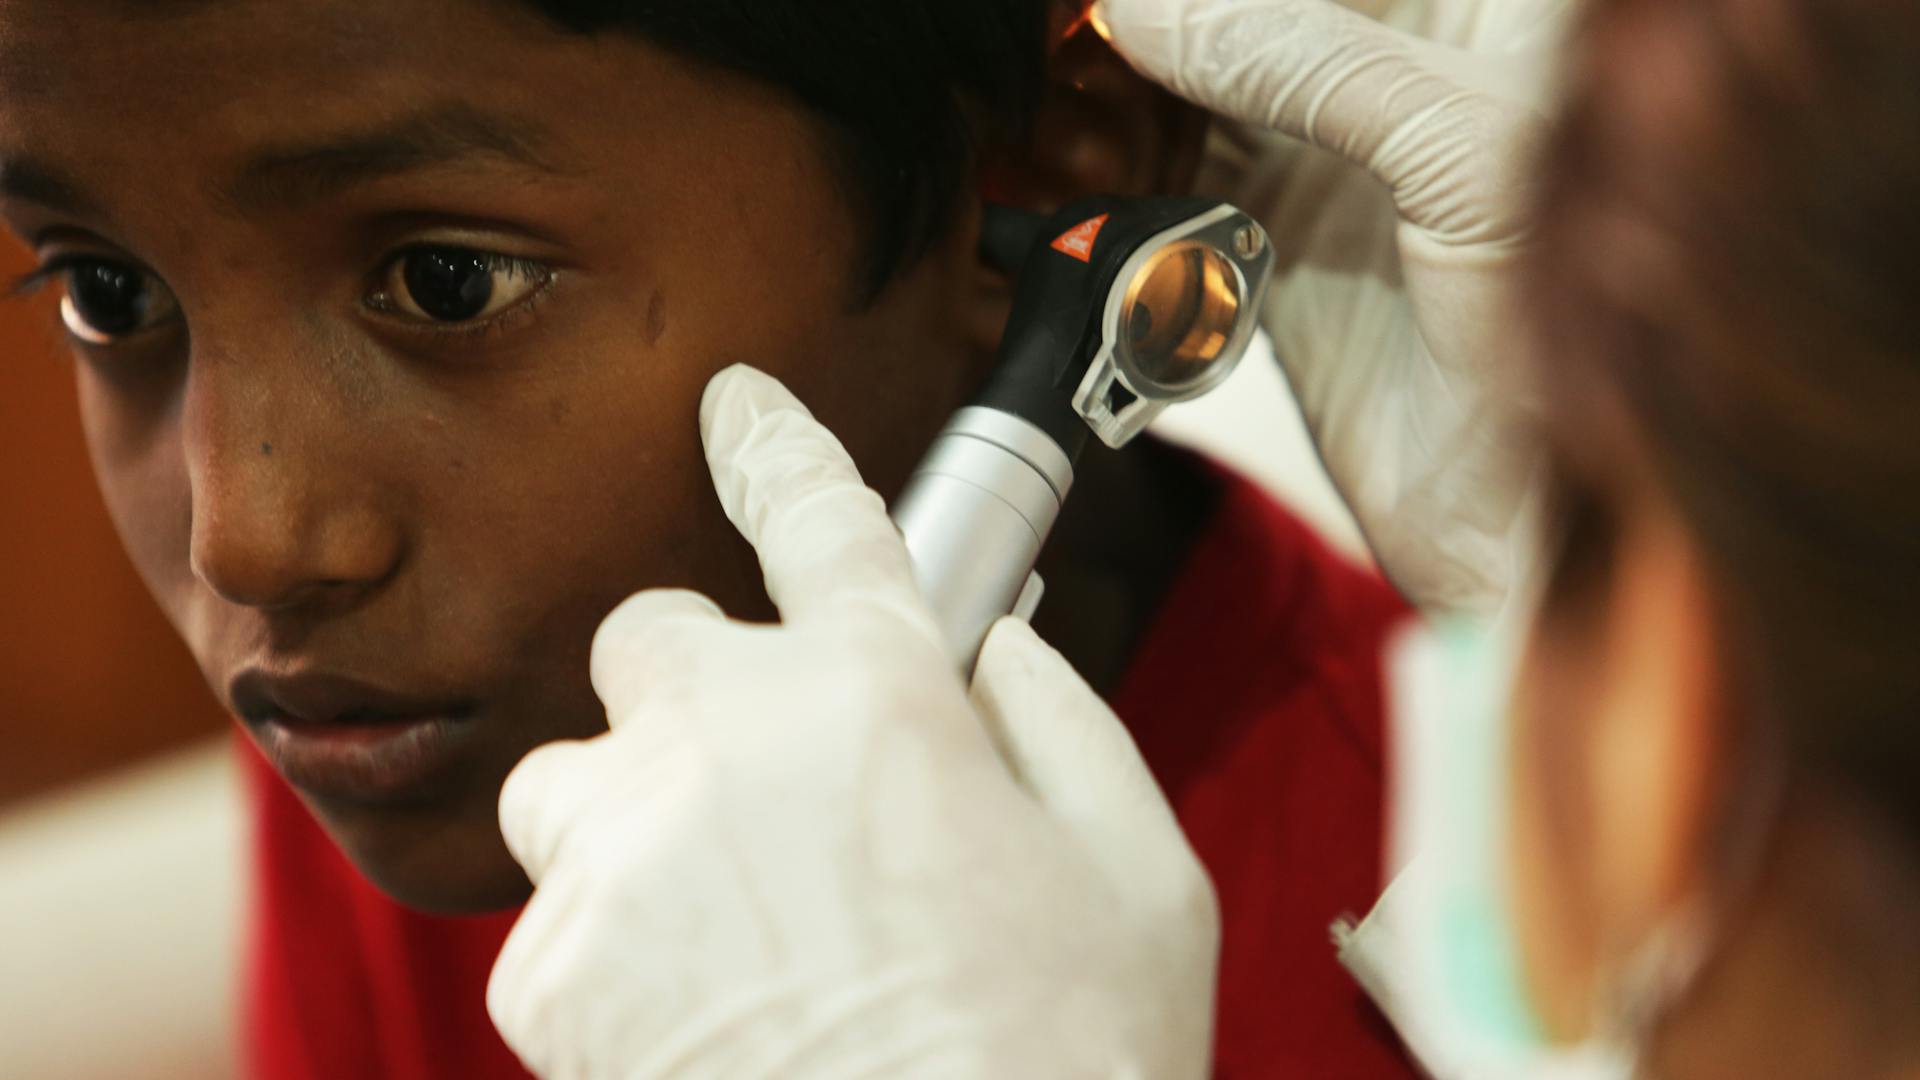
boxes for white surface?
[0,739,242,1080]
[1154,331,1369,562]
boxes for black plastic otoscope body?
[891,194,1273,671]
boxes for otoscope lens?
[1119,242,1243,391]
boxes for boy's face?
[0,0,993,910]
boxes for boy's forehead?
[0,0,857,289]
[0,0,727,219]
[0,0,571,101]
[0,3,527,214]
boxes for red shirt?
[240,467,1418,1079]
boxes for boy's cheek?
[75,374,199,627]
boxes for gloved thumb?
[970,617,1208,907]
[1098,0,1544,240]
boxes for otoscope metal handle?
[892,407,1075,674]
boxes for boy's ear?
[953,25,1210,351]
[980,27,1211,209]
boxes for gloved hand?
[487,364,1220,1080]
[1101,0,1572,618]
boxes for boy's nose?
[183,375,405,614]
[190,479,404,612]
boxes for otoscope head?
[977,196,1275,458]
[888,196,1272,671]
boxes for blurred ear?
[1584,505,1725,942]
[952,23,1211,351]
[1511,489,1729,1039]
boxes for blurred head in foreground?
[1510,0,1920,1074]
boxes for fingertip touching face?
[0,0,994,911]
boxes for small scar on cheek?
[644,290,669,347]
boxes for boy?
[0,1,1415,1075]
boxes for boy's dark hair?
[523,1,1063,299]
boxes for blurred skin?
[0,0,1202,913]
[1491,0,1920,1068]
[1506,429,1920,1079]
[1507,438,1724,1041]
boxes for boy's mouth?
[231,670,481,803]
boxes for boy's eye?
[380,247,550,324]
[58,260,180,345]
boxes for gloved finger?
[700,364,942,642]
[1097,0,1534,233]
[497,737,604,885]
[971,618,1209,905]
[487,872,598,1079]
[590,588,731,726]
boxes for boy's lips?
[230,670,481,801]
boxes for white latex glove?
[1102,0,1572,617]
[487,364,1220,1080]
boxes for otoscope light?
[1120,242,1242,387]
[1085,2,1113,42]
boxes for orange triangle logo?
[1050,213,1109,263]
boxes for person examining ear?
[488,0,1920,1078]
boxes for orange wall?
[0,245,225,806]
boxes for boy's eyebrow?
[0,158,101,219]
[222,103,566,213]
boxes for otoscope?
[891,196,1276,672]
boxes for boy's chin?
[322,803,535,915]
